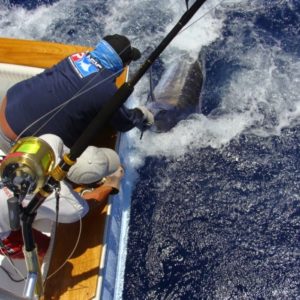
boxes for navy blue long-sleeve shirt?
[6,52,143,147]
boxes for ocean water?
[1,0,300,299]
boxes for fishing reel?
[0,137,56,197]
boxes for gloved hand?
[102,166,125,194]
[136,106,154,131]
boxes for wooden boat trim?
[0,37,92,68]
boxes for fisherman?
[0,34,154,152]
[0,134,124,259]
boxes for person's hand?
[102,166,125,194]
[136,106,154,131]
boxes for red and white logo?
[70,52,85,62]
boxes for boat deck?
[44,199,108,299]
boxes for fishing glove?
[136,106,154,131]
[102,166,124,194]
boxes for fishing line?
[145,0,226,108]
[9,43,132,282]
[44,180,115,281]
[44,197,83,281]
[0,184,88,283]
[15,68,122,141]
[15,43,133,141]
[179,0,227,35]
[13,0,222,142]
[13,0,226,142]
[144,0,226,120]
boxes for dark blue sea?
[1,0,300,299]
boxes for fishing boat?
[0,37,127,300]
[0,2,208,299]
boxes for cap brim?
[131,47,141,61]
[100,148,120,175]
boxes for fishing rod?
[2,0,207,297]
[24,0,208,215]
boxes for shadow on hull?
[148,54,203,132]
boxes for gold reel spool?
[0,137,55,195]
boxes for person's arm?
[110,105,154,132]
[75,185,112,212]
[80,185,113,202]
[79,166,124,203]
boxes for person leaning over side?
[0,134,124,259]
[0,34,154,153]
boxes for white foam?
[123,0,300,163]
[0,2,57,39]
[168,0,226,60]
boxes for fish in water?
[148,54,203,132]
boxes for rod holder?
[23,246,44,299]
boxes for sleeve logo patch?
[69,52,99,78]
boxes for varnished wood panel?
[0,37,92,68]
[43,200,108,300]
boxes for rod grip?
[7,197,21,231]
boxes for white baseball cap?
[66,146,120,184]
[39,134,120,185]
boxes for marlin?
[148,54,204,132]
